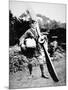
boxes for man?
[19,11,48,79]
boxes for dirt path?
[9,55,66,89]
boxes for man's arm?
[19,29,34,48]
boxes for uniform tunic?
[19,28,46,64]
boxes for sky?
[9,0,66,23]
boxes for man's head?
[30,21,37,29]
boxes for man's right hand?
[38,35,45,44]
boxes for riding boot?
[28,64,32,75]
[40,64,48,79]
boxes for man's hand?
[38,35,45,44]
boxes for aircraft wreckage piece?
[41,43,59,82]
[36,21,59,82]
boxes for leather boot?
[28,64,32,75]
[40,64,49,79]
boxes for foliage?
[9,10,66,49]
[9,10,30,46]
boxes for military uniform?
[19,26,48,78]
[19,28,46,64]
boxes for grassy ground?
[9,45,66,89]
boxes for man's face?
[31,22,37,29]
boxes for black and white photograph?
[9,0,66,89]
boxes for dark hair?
[29,19,35,24]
